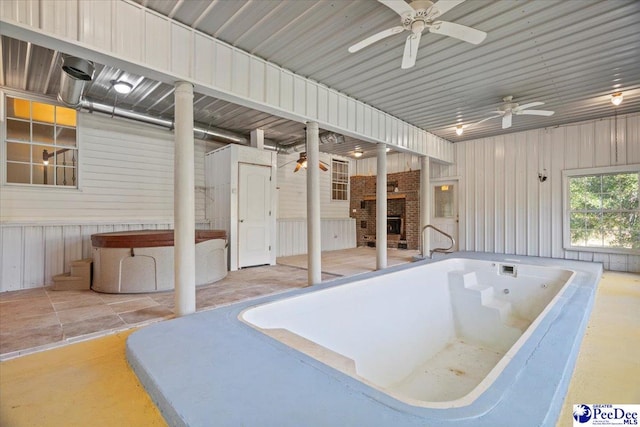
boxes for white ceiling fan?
[474,96,555,129]
[348,0,487,69]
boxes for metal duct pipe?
[80,100,248,145]
[57,56,95,109]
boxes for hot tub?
[241,258,575,408]
[91,229,227,293]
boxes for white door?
[238,163,272,268]
[430,181,459,252]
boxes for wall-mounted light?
[111,80,133,95]
[441,185,449,191]
[455,125,464,136]
[354,150,363,158]
[538,169,548,183]
[611,92,623,106]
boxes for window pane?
[32,164,54,185]
[6,119,30,141]
[32,145,56,165]
[56,127,76,147]
[6,162,30,183]
[7,142,31,162]
[31,101,56,124]
[6,97,28,119]
[56,166,76,186]
[56,105,77,127]
[568,170,639,252]
[33,123,55,144]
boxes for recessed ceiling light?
[111,80,133,95]
[611,92,623,106]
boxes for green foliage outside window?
[568,172,639,249]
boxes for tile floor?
[0,247,418,358]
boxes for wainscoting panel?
[277,218,356,258]
[0,222,210,292]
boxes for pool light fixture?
[111,80,133,95]
[611,92,623,106]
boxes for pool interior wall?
[126,253,602,427]
[240,259,576,407]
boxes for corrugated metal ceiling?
[2,0,639,155]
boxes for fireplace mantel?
[362,193,406,201]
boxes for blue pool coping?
[126,252,603,427]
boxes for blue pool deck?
[126,252,603,427]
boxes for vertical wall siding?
[432,113,640,272]
[276,218,356,257]
[0,0,455,163]
[0,222,211,291]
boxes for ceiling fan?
[348,0,487,69]
[473,96,555,129]
[292,152,329,173]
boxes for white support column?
[306,122,322,285]
[174,81,196,316]
[376,143,387,270]
[250,129,264,150]
[420,155,431,257]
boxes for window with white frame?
[331,158,349,201]
[4,95,78,187]
[563,165,639,253]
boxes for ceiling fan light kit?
[348,0,487,69]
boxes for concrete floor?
[0,249,638,426]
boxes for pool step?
[449,271,524,352]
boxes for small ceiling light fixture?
[354,149,363,158]
[386,147,391,152]
[455,125,464,136]
[611,92,623,106]
[111,80,133,95]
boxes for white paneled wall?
[0,0,454,162]
[276,152,356,256]
[1,112,218,222]
[0,112,223,291]
[431,113,640,272]
[277,218,356,257]
[277,152,351,219]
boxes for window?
[563,165,639,254]
[331,158,349,201]
[4,95,78,187]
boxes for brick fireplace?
[350,170,421,250]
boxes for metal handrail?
[420,224,456,258]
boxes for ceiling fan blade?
[517,101,544,111]
[294,163,302,173]
[401,32,421,69]
[319,162,329,171]
[502,112,512,129]
[468,114,501,128]
[348,26,404,53]
[378,0,414,17]
[431,0,466,17]
[519,109,555,116]
[429,21,487,45]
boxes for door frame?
[237,162,274,269]
[429,177,461,251]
